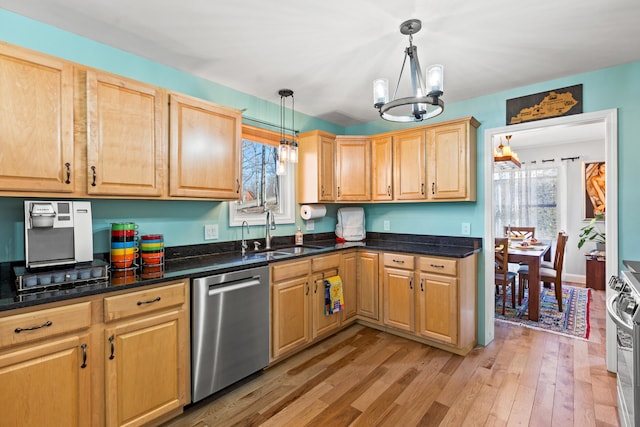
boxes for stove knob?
[625,300,637,315]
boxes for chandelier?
[373,19,444,123]
[494,135,521,169]
[276,89,298,175]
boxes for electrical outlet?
[305,220,315,231]
[461,222,471,235]
[204,224,219,240]
[383,220,390,231]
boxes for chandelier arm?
[392,49,410,102]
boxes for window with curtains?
[494,162,559,240]
[229,125,295,226]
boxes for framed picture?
[583,161,606,220]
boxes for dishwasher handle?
[208,278,262,296]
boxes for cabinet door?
[272,277,311,359]
[382,267,415,332]
[417,273,458,345]
[86,70,164,196]
[311,269,341,339]
[340,251,358,322]
[357,251,380,321]
[371,136,393,201]
[169,93,241,199]
[0,44,74,193]
[0,334,91,426]
[319,134,335,201]
[335,136,371,201]
[393,130,426,200]
[427,120,471,200]
[104,310,186,427]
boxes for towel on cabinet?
[324,275,344,315]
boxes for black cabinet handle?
[337,186,341,198]
[15,320,52,333]
[305,282,309,296]
[90,166,97,187]
[420,278,424,292]
[409,276,413,289]
[236,179,240,193]
[81,344,87,368]
[431,182,435,195]
[64,162,71,184]
[421,183,425,195]
[392,259,405,264]
[109,335,115,360]
[387,185,391,196]
[430,263,445,269]
[137,296,161,306]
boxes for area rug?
[495,284,591,340]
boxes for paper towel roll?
[300,204,326,220]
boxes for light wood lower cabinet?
[378,251,477,355]
[103,281,188,427]
[271,253,353,362]
[357,251,380,322]
[382,253,416,332]
[0,280,190,427]
[0,302,92,427]
[340,250,358,323]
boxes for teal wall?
[2,9,640,345]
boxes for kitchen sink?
[247,245,327,259]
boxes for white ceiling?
[1,0,640,128]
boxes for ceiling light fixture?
[276,89,298,176]
[494,135,521,169]
[373,19,444,123]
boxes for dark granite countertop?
[0,232,482,313]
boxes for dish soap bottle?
[295,226,304,246]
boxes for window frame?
[228,125,296,227]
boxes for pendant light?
[373,19,444,123]
[494,135,521,169]
[276,89,297,176]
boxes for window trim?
[228,124,296,227]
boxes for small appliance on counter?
[335,207,365,243]
[24,200,94,269]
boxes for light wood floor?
[164,288,619,427]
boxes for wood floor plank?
[163,289,618,427]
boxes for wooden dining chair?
[518,232,569,312]
[495,238,517,314]
[504,226,535,240]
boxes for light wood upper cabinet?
[297,130,335,203]
[427,117,479,201]
[371,135,393,201]
[86,70,165,197]
[169,93,242,199]
[393,129,426,200]
[0,43,74,193]
[335,136,371,201]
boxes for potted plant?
[577,213,606,250]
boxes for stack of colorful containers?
[140,234,164,265]
[110,222,139,269]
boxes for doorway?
[482,109,618,371]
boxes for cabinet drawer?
[419,256,457,276]
[311,253,341,272]
[383,253,415,270]
[104,281,186,322]
[0,302,91,349]
[271,259,310,282]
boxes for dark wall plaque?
[506,84,582,125]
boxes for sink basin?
[247,245,326,259]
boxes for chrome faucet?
[265,209,276,249]
[241,220,250,255]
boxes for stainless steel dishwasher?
[191,265,269,402]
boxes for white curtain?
[494,161,560,241]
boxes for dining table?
[508,240,552,322]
